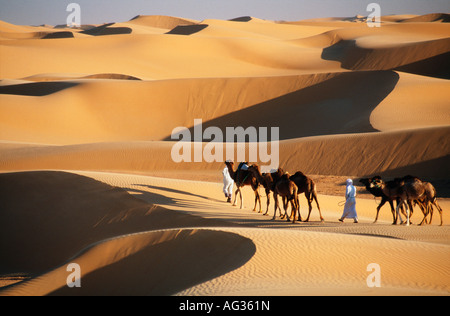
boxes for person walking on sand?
[339,179,358,223]
[223,162,234,203]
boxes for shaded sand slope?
[0,171,254,295]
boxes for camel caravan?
[224,161,443,226]
[225,161,323,224]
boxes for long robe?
[341,179,358,219]
[222,167,234,197]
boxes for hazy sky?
[0,0,449,25]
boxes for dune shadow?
[49,229,256,296]
[42,31,74,39]
[229,16,253,22]
[321,37,450,77]
[395,51,450,79]
[126,184,224,211]
[163,70,399,141]
[81,23,132,36]
[321,40,357,66]
[166,24,208,35]
[0,81,79,96]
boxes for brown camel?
[274,173,300,223]
[418,181,444,226]
[225,161,261,211]
[396,176,428,226]
[247,164,284,215]
[372,176,425,226]
[360,176,398,224]
[289,171,324,222]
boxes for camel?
[274,173,300,223]
[289,171,324,222]
[247,164,284,215]
[225,161,261,211]
[360,176,398,224]
[396,176,428,226]
[372,176,426,226]
[418,181,444,226]
[370,176,409,225]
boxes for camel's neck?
[226,164,236,179]
[251,168,264,183]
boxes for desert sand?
[0,13,449,296]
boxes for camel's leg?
[284,200,291,222]
[264,191,271,215]
[419,204,430,226]
[387,200,397,224]
[291,200,297,223]
[396,202,404,225]
[232,187,239,206]
[407,200,414,225]
[432,200,443,226]
[252,190,258,212]
[304,195,313,222]
[257,190,262,213]
[280,197,287,219]
[273,193,279,220]
[419,202,431,226]
[296,195,302,222]
[393,199,400,224]
[313,192,324,222]
[418,201,428,225]
[239,189,244,209]
[278,201,283,217]
[374,198,387,223]
[288,198,295,220]
[436,203,443,226]
[405,202,411,226]
[427,203,433,224]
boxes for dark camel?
[418,181,444,226]
[274,173,300,223]
[247,164,284,215]
[372,176,426,226]
[225,161,261,211]
[289,171,324,222]
[360,176,398,224]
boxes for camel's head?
[225,160,234,167]
[369,176,383,189]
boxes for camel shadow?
[126,184,224,211]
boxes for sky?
[0,0,449,26]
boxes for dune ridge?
[0,13,449,296]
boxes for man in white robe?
[222,164,234,203]
[339,179,358,223]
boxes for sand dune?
[0,13,449,296]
